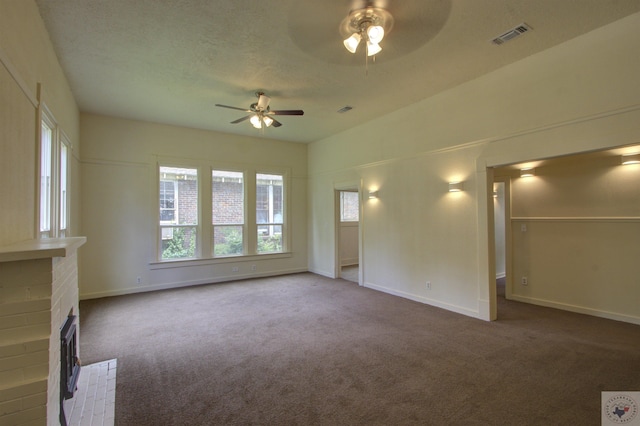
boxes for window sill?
[149,252,292,270]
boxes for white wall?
[308,12,640,321]
[79,114,308,298]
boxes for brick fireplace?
[0,237,86,425]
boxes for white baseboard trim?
[509,294,640,326]
[80,267,308,300]
[496,272,506,279]
[364,281,481,320]
[340,258,358,267]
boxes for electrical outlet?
[232,267,239,273]
[136,277,142,284]
[426,281,431,290]
[521,276,528,286]
[251,264,257,271]
[521,224,527,232]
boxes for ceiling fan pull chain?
[365,45,369,77]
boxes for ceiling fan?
[215,92,304,129]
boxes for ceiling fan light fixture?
[340,7,393,58]
[262,116,274,127]
[367,25,384,44]
[250,115,262,129]
[367,41,382,56]
[343,33,362,53]
[256,93,270,111]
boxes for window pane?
[40,121,53,234]
[213,225,243,256]
[257,225,282,254]
[60,143,68,231]
[212,170,244,225]
[161,226,196,259]
[256,173,283,224]
[340,191,359,222]
[256,184,269,224]
[159,181,175,222]
[159,167,198,225]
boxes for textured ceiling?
[35,0,640,143]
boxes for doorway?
[336,189,360,283]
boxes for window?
[159,166,198,260]
[39,118,53,237]
[159,180,176,222]
[212,170,244,257]
[256,173,284,254]
[340,191,359,222]
[39,107,70,239]
[156,164,288,261]
[59,135,69,237]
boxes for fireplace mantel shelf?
[0,237,86,263]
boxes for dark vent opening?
[492,23,531,45]
[337,106,353,114]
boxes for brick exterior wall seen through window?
[213,179,243,224]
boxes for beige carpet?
[79,273,640,425]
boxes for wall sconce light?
[621,153,640,165]
[448,182,464,192]
[368,190,379,199]
[520,168,535,177]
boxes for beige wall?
[308,12,640,322]
[499,154,640,323]
[79,114,308,298]
[339,222,359,267]
[0,0,80,246]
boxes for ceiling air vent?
[491,23,531,45]
[337,106,353,113]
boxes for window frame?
[157,165,200,261]
[59,134,70,237]
[159,179,178,225]
[154,160,290,263]
[212,169,247,258]
[38,103,71,239]
[255,172,286,254]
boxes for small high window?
[340,191,359,222]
